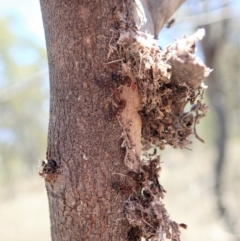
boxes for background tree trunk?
[40,0,130,240]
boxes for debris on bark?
[39,159,58,181]
[108,1,211,240]
[116,28,211,150]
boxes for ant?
[114,99,127,115]
[112,181,132,195]
[121,76,132,87]
[166,18,175,28]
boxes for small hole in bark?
[39,159,58,181]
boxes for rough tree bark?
[40,0,209,240]
[40,1,131,240]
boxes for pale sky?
[0,0,45,45]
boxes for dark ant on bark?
[115,99,126,115]
[121,76,132,87]
[112,73,121,82]
[95,78,105,87]
[128,171,144,182]
[127,227,142,241]
[166,18,175,28]
[107,108,115,121]
[112,181,132,194]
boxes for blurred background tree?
[160,1,240,240]
[0,15,48,185]
[0,0,239,240]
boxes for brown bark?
[40,0,209,240]
[40,0,130,240]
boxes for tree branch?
[140,0,186,37]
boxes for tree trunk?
[40,0,130,240]
[40,1,208,240]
